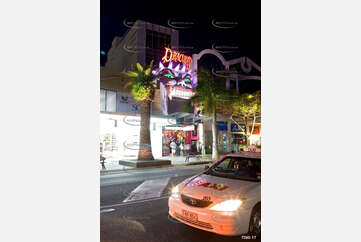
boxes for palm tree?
[123,61,157,160]
[184,69,237,160]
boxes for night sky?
[101,0,260,92]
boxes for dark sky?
[101,0,261,68]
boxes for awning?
[164,124,195,131]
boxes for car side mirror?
[204,165,209,170]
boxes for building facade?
[101,20,261,159]
[105,20,179,71]
[101,21,203,159]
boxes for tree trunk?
[211,106,219,161]
[250,113,256,145]
[138,100,154,160]
[245,117,250,146]
[226,119,231,152]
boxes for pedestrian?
[100,155,106,170]
[184,143,191,162]
[100,142,106,170]
[196,140,200,153]
[184,143,190,156]
[176,142,180,156]
[179,142,184,156]
[170,141,176,156]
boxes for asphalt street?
[100,165,260,242]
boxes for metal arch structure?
[191,49,261,153]
[192,49,230,69]
[191,49,229,87]
[191,49,261,88]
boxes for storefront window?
[192,127,197,137]
[100,114,173,159]
[100,89,106,111]
[106,90,116,112]
[101,89,117,112]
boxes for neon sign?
[168,86,194,100]
[153,47,195,115]
[161,47,192,70]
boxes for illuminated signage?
[123,116,140,126]
[154,47,195,115]
[161,47,192,70]
[168,86,194,100]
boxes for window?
[165,35,171,46]
[146,29,171,50]
[146,30,152,49]
[145,30,171,65]
[100,89,106,111]
[100,89,116,112]
[206,157,261,182]
[214,157,233,170]
[106,90,116,112]
[192,126,197,137]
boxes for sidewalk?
[159,154,212,165]
[100,154,213,173]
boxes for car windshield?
[205,156,261,182]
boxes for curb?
[100,160,213,175]
[183,161,213,166]
[118,159,171,168]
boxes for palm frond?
[124,79,136,89]
[125,71,139,77]
[136,63,143,72]
[144,68,151,76]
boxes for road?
[100,165,260,242]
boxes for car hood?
[181,173,259,201]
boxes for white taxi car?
[168,152,261,237]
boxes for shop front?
[100,113,175,160]
[161,124,200,156]
[248,125,261,146]
[150,47,201,157]
[217,121,248,153]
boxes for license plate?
[182,209,198,222]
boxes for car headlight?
[209,199,243,212]
[170,185,179,199]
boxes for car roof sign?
[226,151,261,159]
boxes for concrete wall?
[105,27,138,71]
[105,20,179,72]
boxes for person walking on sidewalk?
[100,142,106,170]
[170,141,176,156]
[176,142,180,156]
[184,143,191,162]
[179,142,184,156]
[184,143,190,156]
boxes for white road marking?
[100,208,115,213]
[100,174,176,187]
[123,178,170,203]
[101,196,169,209]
